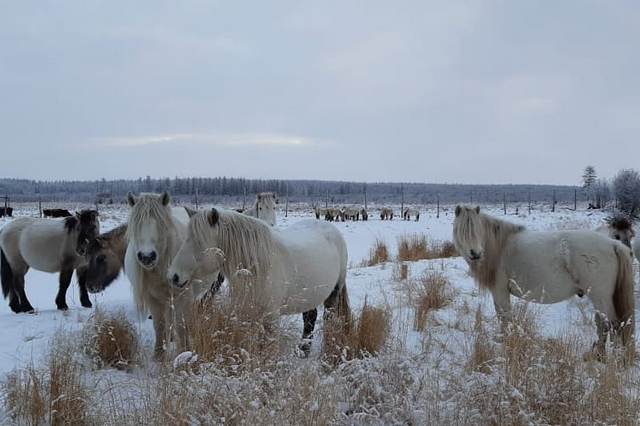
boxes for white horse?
[243,192,277,226]
[124,192,210,359]
[595,214,635,249]
[0,210,100,313]
[453,206,635,359]
[167,208,351,356]
[403,207,420,221]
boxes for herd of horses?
[0,194,638,363]
[315,206,420,222]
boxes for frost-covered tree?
[613,169,640,216]
[582,165,597,189]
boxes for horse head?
[453,205,485,263]
[168,208,224,288]
[127,192,173,270]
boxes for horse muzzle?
[170,273,189,289]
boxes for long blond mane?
[454,208,525,289]
[190,209,275,283]
[126,194,179,313]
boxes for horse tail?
[337,283,352,331]
[613,244,635,348]
[0,248,14,300]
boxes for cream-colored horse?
[0,210,99,312]
[244,192,277,226]
[453,206,635,359]
[124,192,210,359]
[167,208,351,356]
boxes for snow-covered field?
[1,204,638,424]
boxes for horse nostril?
[137,252,144,262]
[149,252,157,261]
[172,274,179,284]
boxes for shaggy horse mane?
[189,208,275,283]
[456,210,525,290]
[606,214,633,232]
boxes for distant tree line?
[0,176,589,206]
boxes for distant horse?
[595,214,635,248]
[361,208,368,221]
[43,208,72,218]
[244,192,277,226]
[343,207,360,221]
[125,193,212,359]
[403,207,420,222]
[453,206,634,360]
[0,207,13,218]
[167,208,351,356]
[0,210,99,312]
[380,207,394,220]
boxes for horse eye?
[97,255,106,264]
[615,235,621,240]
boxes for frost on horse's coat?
[453,205,635,360]
[167,208,351,355]
[124,193,211,359]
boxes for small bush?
[364,239,390,266]
[3,335,89,426]
[83,309,139,370]
[413,271,452,331]
[397,234,457,261]
[322,302,390,365]
[187,297,280,372]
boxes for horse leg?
[76,267,92,308]
[490,285,512,335]
[55,268,74,311]
[587,296,617,361]
[14,273,34,313]
[298,308,318,357]
[149,299,167,360]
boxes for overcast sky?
[1,1,638,184]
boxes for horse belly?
[503,238,579,304]
[18,231,65,273]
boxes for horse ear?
[160,192,171,206]
[475,206,480,214]
[455,206,461,217]
[127,192,136,207]
[207,208,220,226]
[185,206,198,218]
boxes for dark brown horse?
[0,207,12,218]
[43,208,73,218]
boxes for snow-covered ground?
[1,203,636,423]
[0,205,614,372]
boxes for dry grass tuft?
[397,234,457,262]
[364,239,390,266]
[322,302,390,365]
[83,309,139,370]
[412,271,452,331]
[466,306,495,374]
[3,334,90,426]
[187,297,280,372]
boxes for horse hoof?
[81,301,93,308]
[297,342,311,358]
[56,304,69,311]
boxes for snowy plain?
[0,202,636,423]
